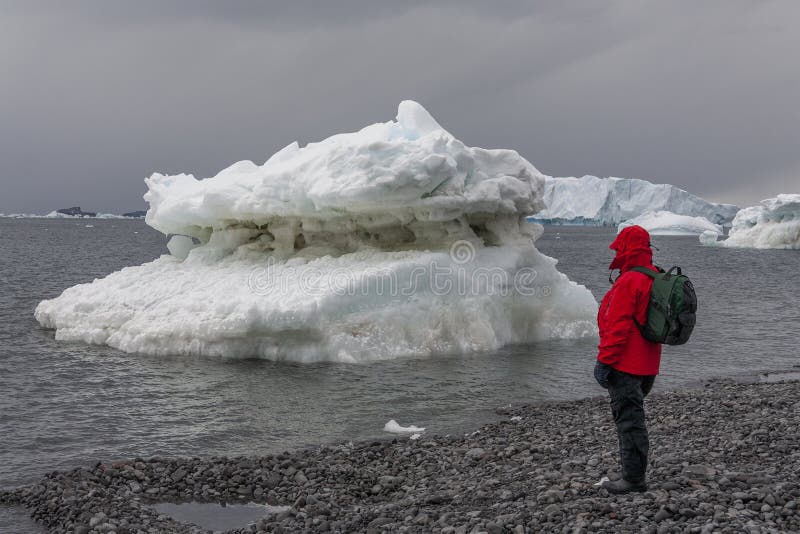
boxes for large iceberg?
[618,211,723,236]
[701,194,800,249]
[35,101,598,362]
[531,175,739,227]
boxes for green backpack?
[631,266,697,345]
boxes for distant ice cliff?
[530,175,738,227]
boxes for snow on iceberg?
[618,211,722,236]
[35,101,598,362]
[531,176,738,227]
[701,194,800,249]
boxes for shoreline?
[3,379,799,533]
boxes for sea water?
[1,218,796,531]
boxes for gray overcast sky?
[1,1,798,213]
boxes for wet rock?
[170,467,188,482]
[685,465,716,480]
[544,503,560,516]
[89,512,107,527]
[264,472,281,488]
[654,508,672,522]
[6,381,800,534]
[426,494,453,504]
[465,448,486,460]
[368,516,393,528]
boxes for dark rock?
[465,448,486,460]
[122,210,146,218]
[654,508,671,522]
[264,472,281,488]
[7,381,800,534]
[56,206,97,217]
[368,516,393,528]
[684,465,716,480]
[170,467,188,482]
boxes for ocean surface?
[1,218,797,532]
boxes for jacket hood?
[609,225,653,271]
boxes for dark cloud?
[1,0,798,213]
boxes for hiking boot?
[601,478,647,494]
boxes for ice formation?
[701,194,800,249]
[35,101,598,361]
[383,420,425,434]
[699,230,720,246]
[166,235,199,261]
[531,176,738,227]
[618,211,723,236]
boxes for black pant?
[607,369,655,483]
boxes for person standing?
[594,225,662,494]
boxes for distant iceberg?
[1,210,143,219]
[619,211,723,236]
[35,101,598,362]
[0,212,41,219]
[44,210,129,219]
[530,175,738,227]
[700,194,800,249]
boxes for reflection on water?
[152,502,289,531]
[0,506,43,534]
[758,370,800,383]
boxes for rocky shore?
[2,379,799,533]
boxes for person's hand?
[594,361,612,389]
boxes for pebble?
[1,380,799,533]
[654,508,672,522]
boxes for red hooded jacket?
[597,225,662,376]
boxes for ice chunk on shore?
[35,101,598,361]
[384,420,425,433]
[531,176,738,226]
[619,211,723,236]
[703,194,800,249]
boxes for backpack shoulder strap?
[630,266,658,278]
